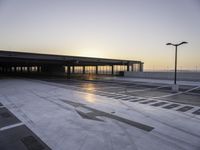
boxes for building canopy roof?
[0,50,143,66]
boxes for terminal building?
[0,50,143,78]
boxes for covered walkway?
[0,50,143,78]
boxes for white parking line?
[150,86,200,99]
[0,122,24,131]
[0,106,5,108]
[117,85,170,93]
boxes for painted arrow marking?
[60,99,154,132]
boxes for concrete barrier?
[124,72,200,81]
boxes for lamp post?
[166,41,188,86]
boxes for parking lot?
[0,77,200,150]
[43,78,200,116]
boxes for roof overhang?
[0,50,143,66]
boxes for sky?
[0,0,200,70]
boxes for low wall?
[124,72,200,81]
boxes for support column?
[5,66,7,73]
[127,63,130,71]
[72,66,75,74]
[139,63,143,72]
[7,67,9,73]
[14,66,17,73]
[27,66,30,73]
[38,66,41,73]
[7,66,10,72]
[3,67,5,73]
[67,65,71,79]
[83,66,85,74]
[131,64,134,72]
[95,65,98,75]
[111,65,114,75]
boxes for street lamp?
[166,41,188,89]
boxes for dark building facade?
[0,50,143,78]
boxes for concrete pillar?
[140,63,143,72]
[7,67,9,72]
[127,65,130,71]
[38,66,41,73]
[83,66,85,74]
[7,67,10,72]
[111,65,114,75]
[3,67,5,73]
[6,67,9,73]
[14,66,17,72]
[4,67,7,73]
[27,66,30,73]
[67,65,71,79]
[72,66,75,74]
[131,64,134,72]
[95,65,98,75]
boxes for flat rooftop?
[0,77,200,150]
[0,50,143,66]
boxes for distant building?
[0,50,143,77]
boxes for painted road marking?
[192,109,200,115]
[0,122,24,131]
[177,106,194,112]
[62,99,154,132]
[140,100,157,104]
[151,102,168,107]
[130,99,147,102]
[0,107,21,128]
[151,86,200,99]
[163,104,180,109]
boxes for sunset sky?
[0,0,200,70]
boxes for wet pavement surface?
[0,77,200,150]
[0,107,21,128]
[0,125,51,150]
[0,103,51,150]
[43,78,200,108]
